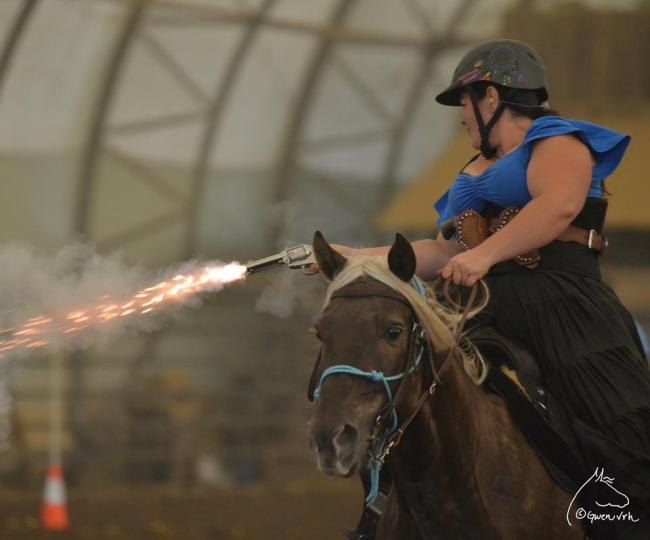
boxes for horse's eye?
[384,326,402,342]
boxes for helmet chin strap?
[466,85,505,159]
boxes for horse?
[306,231,584,540]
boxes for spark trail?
[0,248,246,360]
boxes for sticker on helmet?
[455,45,526,88]
[488,46,516,70]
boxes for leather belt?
[556,226,608,254]
[485,214,608,255]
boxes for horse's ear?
[313,230,347,281]
[388,233,416,282]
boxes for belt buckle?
[587,229,596,250]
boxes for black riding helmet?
[435,39,548,158]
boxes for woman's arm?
[413,235,460,280]
[331,234,459,281]
[439,134,593,285]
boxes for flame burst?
[0,262,247,358]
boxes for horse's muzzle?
[308,422,360,477]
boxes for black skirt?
[481,241,650,540]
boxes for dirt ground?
[0,479,362,540]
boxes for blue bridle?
[312,276,429,505]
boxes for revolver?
[245,244,317,275]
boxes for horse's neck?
[397,349,488,473]
[390,354,499,536]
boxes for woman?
[330,40,650,539]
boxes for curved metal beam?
[0,0,40,104]
[75,3,146,237]
[269,0,356,246]
[140,29,210,105]
[100,0,428,48]
[184,0,277,258]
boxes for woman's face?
[459,88,495,150]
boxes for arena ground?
[0,479,361,540]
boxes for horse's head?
[306,231,432,478]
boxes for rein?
[311,277,479,505]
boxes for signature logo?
[566,467,640,526]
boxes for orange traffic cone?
[40,464,69,530]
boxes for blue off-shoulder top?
[434,116,630,226]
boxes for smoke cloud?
[254,269,325,320]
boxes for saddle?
[468,325,587,495]
[468,326,546,410]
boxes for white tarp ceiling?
[0,0,642,263]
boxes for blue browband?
[312,276,428,505]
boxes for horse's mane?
[323,255,488,385]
